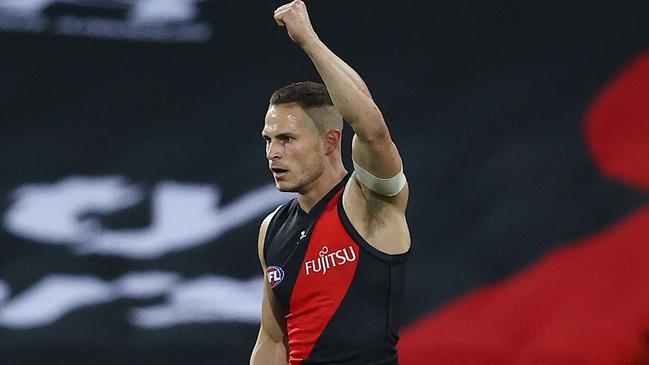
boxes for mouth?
[270,167,289,179]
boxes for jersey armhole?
[337,191,410,264]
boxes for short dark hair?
[269,81,334,108]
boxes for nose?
[266,141,282,161]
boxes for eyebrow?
[262,132,297,139]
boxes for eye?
[277,135,294,143]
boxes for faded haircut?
[270,81,334,108]
[269,81,343,134]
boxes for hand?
[274,0,318,48]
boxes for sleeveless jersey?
[264,175,409,365]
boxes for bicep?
[251,211,287,364]
[351,131,403,179]
[256,209,286,340]
[257,208,281,270]
[349,131,409,208]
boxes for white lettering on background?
[0,275,114,328]
[0,0,212,42]
[0,273,262,329]
[304,245,357,276]
[4,177,290,259]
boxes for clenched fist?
[274,0,318,48]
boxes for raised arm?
[274,1,405,189]
[250,213,288,365]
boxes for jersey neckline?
[296,173,351,217]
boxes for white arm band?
[352,159,407,197]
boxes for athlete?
[250,1,410,364]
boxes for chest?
[265,197,360,308]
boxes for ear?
[323,129,342,155]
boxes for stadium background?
[1,0,648,363]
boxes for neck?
[297,164,347,213]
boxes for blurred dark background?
[1,0,648,363]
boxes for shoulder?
[257,205,283,270]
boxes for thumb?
[274,13,286,26]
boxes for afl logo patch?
[267,266,285,288]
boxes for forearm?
[274,0,401,177]
[250,332,288,365]
[302,38,388,141]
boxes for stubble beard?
[276,159,324,194]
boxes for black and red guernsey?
[264,174,409,365]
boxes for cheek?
[289,137,322,160]
[289,142,309,158]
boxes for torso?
[264,174,410,365]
